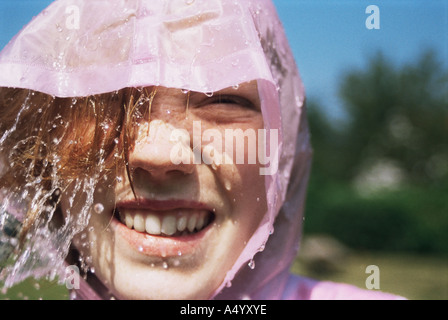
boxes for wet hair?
[0,86,157,244]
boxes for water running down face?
[62,82,268,299]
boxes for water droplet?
[258,244,265,252]
[116,176,123,183]
[181,88,190,94]
[9,238,18,246]
[114,138,119,144]
[256,197,260,202]
[204,92,214,97]
[232,84,240,90]
[224,180,232,191]
[248,259,255,269]
[138,246,143,252]
[162,261,169,269]
[93,203,104,214]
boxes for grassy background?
[1,250,447,300]
[292,249,448,300]
[0,277,68,300]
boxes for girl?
[0,0,403,300]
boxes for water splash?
[0,90,113,293]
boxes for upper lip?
[116,198,212,212]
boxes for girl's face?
[61,81,267,299]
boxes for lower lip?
[111,217,212,258]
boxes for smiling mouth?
[114,208,215,237]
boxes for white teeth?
[196,214,205,230]
[177,215,187,232]
[145,214,161,235]
[125,214,134,229]
[187,214,197,233]
[120,210,210,236]
[134,213,146,233]
[161,215,177,236]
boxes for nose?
[128,119,195,183]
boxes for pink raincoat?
[0,0,404,300]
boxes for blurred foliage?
[304,49,448,255]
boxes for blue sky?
[275,0,448,119]
[0,0,447,120]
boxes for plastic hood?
[0,0,311,299]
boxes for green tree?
[304,50,448,253]
[338,50,448,186]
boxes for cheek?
[213,117,267,220]
[235,162,266,219]
[219,154,267,239]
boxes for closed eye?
[199,94,256,110]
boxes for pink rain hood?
[0,0,403,300]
